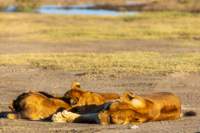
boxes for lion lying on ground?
[119,91,181,122]
[7,91,71,120]
[64,81,120,107]
[52,91,182,125]
[6,81,119,121]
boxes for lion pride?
[6,81,119,121]
[52,91,182,125]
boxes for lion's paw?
[61,110,80,122]
[52,112,66,123]
[52,110,80,123]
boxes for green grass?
[1,52,200,74]
[0,12,199,43]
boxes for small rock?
[131,125,139,129]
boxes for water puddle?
[36,5,138,16]
[4,5,16,12]
[4,4,138,16]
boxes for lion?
[98,91,182,124]
[52,91,183,125]
[119,91,182,122]
[64,81,120,107]
[5,81,119,121]
[6,91,71,121]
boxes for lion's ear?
[71,81,81,90]
[127,91,136,99]
[122,91,136,100]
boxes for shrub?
[15,0,41,12]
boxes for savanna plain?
[0,2,200,132]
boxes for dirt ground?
[0,40,199,133]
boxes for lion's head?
[64,81,87,105]
[121,91,147,109]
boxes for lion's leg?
[157,111,181,121]
[69,102,112,114]
[73,113,100,124]
[156,106,181,121]
[98,110,111,125]
[7,112,21,120]
[52,110,100,124]
[130,117,147,125]
[52,110,81,123]
[101,109,148,125]
[7,108,40,120]
[19,109,43,121]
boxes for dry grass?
[0,52,200,74]
[0,8,199,75]
[0,0,15,9]
[0,0,126,12]
[143,0,200,12]
[1,0,200,12]
[0,12,199,43]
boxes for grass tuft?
[0,12,199,43]
[0,52,200,74]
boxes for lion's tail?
[6,106,21,120]
[183,111,197,117]
[181,106,197,117]
[0,111,20,120]
[7,113,19,120]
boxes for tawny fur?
[64,81,120,107]
[7,91,70,120]
[121,91,181,121]
[53,91,182,125]
[98,91,181,124]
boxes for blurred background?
[0,0,199,73]
[0,0,199,72]
[0,0,200,14]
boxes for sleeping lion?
[64,81,120,107]
[7,91,71,120]
[52,91,183,125]
[6,81,119,121]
